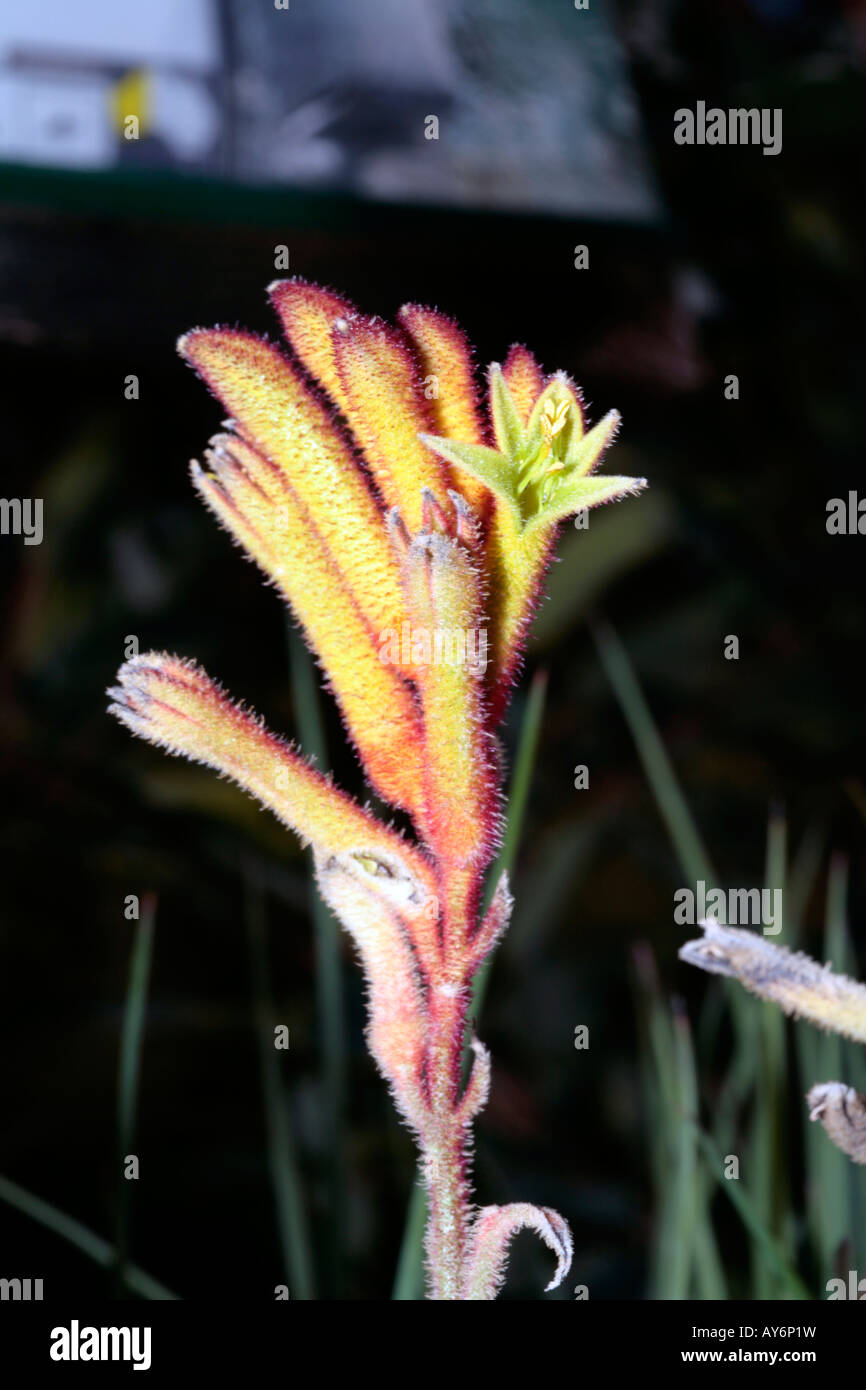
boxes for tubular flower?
[108,279,646,1299]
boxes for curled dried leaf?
[471,872,513,969]
[456,1037,492,1126]
[807,1082,866,1165]
[315,848,436,1131]
[460,1202,573,1299]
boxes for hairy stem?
[424,981,472,1298]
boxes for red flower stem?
[424,974,472,1298]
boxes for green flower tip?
[420,368,645,532]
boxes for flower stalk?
[108,280,646,1297]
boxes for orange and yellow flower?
[108,279,646,1299]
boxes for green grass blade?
[591,619,758,1161]
[665,1004,700,1299]
[288,625,347,1295]
[485,667,550,910]
[632,946,724,1297]
[785,822,826,948]
[245,869,316,1299]
[632,945,677,1187]
[474,667,549,1001]
[829,857,866,1274]
[750,810,791,1297]
[692,1207,727,1300]
[0,1172,177,1300]
[693,1130,810,1299]
[391,1173,429,1301]
[802,856,861,1283]
[466,667,549,1056]
[596,618,810,1297]
[115,891,156,1293]
[590,617,715,887]
[531,491,675,649]
[288,625,328,762]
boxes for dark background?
[1,0,864,1299]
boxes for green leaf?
[590,618,716,888]
[245,868,317,1300]
[288,624,347,1297]
[528,474,647,532]
[564,410,621,475]
[489,365,526,458]
[531,487,675,648]
[115,894,156,1294]
[0,1172,178,1300]
[418,434,521,520]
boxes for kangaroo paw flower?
[398,529,499,868]
[398,304,491,519]
[331,314,451,529]
[502,343,544,419]
[422,365,644,717]
[267,277,356,415]
[110,282,644,1298]
[423,366,639,529]
[190,435,426,819]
